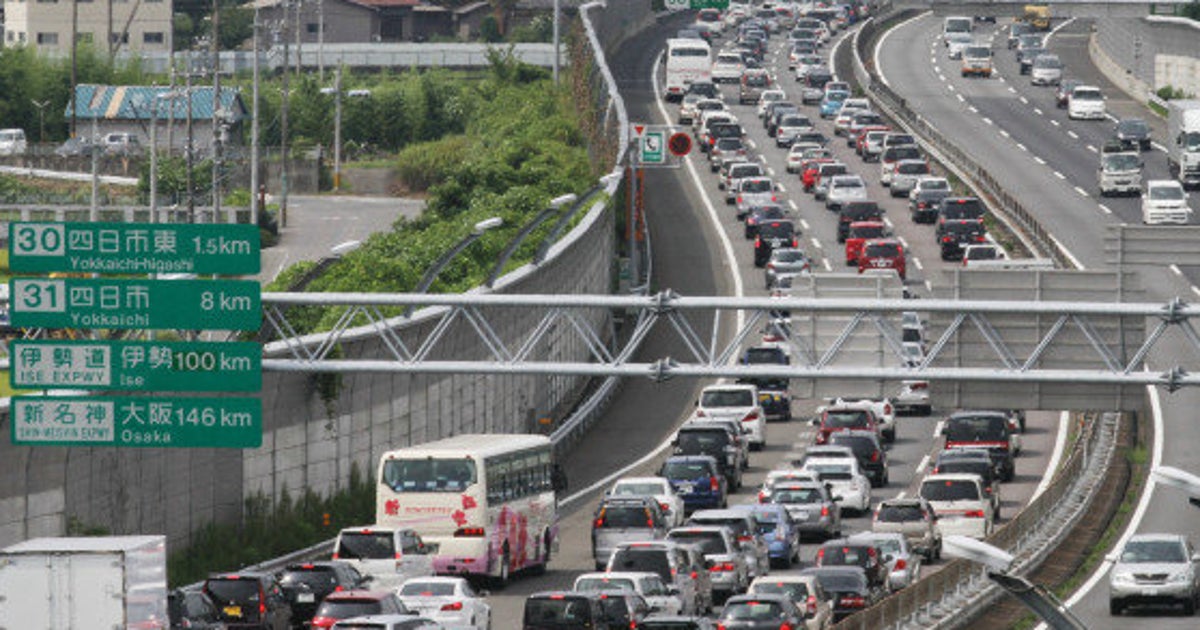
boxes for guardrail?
[831,7,1122,628]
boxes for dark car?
[523,591,611,630]
[938,220,986,261]
[815,540,888,591]
[661,454,730,510]
[942,410,1017,481]
[767,105,801,137]
[639,616,717,629]
[837,201,883,243]
[202,572,293,630]
[1055,79,1082,108]
[308,590,410,629]
[54,136,97,158]
[1018,46,1046,74]
[935,197,987,237]
[738,345,790,403]
[799,566,881,622]
[598,591,651,628]
[829,430,889,488]
[753,220,798,268]
[1115,117,1152,151]
[703,122,744,153]
[278,561,370,623]
[744,203,788,239]
[168,588,227,630]
[687,81,720,100]
[718,593,806,629]
[910,189,950,224]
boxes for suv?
[591,496,672,569]
[942,410,1019,481]
[935,197,987,236]
[753,220,798,268]
[686,509,770,579]
[695,383,766,450]
[938,219,986,261]
[918,473,994,539]
[813,401,880,445]
[101,132,142,157]
[666,526,751,603]
[168,588,225,630]
[824,175,869,212]
[1108,534,1200,616]
[661,454,729,511]
[331,526,435,590]
[606,541,710,615]
[722,161,765,203]
[829,430,889,488]
[767,481,842,540]
[880,145,923,186]
[932,449,1002,517]
[815,539,888,591]
[0,128,28,156]
[859,238,907,281]
[523,591,610,629]
[278,561,370,623]
[872,497,942,560]
[836,201,883,243]
[734,177,778,220]
[844,221,887,266]
[739,68,773,104]
[309,590,411,629]
[203,572,293,630]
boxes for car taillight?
[841,595,866,608]
[912,381,928,390]
[816,548,825,562]
[737,196,744,204]
[965,510,986,518]
[695,409,706,417]
[780,624,794,630]
[709,562,737,572]
[975,235,986,242]
[871,450,880,462]
[711,476,721,491]
[660,502,671,513]
[792,238,799,247]
[932,466,941,474]
[806,594,818,615]
[742,411,759,423]
[737,534,753,543]
[441,601,464,611]
[758,491,767,503]
[943,236,952,243]
[820,504,830,517]
[766,263,775,270]
[455,527,486,537]
[594,517,605,528]
[755,237,762,246]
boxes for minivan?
[606,541,709,615]
[331,526,435,590]
[591,496,671,569]
[203,572,293,630]
[523,591,613,629]
[0,128,28,156]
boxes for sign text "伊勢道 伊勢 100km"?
[6,222,260,275]
[10,396,262,448]
[9,340,262,392]
[7,278,261,330]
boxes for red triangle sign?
[634,125,645,135]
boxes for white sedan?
[607,476,687,526]
[396,576,490,630]
[801,460,872,515]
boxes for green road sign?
[11,396,262,448]
[8,222,261,275]
[8,278,261,330]
[640,130,666,164]
[10,340,262,392]
[690,0,729,8]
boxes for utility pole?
[70,0,79,137]
[167,66,176,152]
[90,117,99,222]
[333,66,342,191]
[552,0,560,84]
[186,63,195,222]
[251,6,261,227]
[281,12,291,227]
[294,0,302,74]
[212,0,223,223]
[318,0,326,81]
[150,92,159,223]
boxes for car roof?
[922,473,983,483]
[1127,533,1189,544]
[326,590,398,601]
[666,454,719,464]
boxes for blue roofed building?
[68,84,249,153]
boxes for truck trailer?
[1167,99,1200,188]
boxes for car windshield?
[773,487,823,504]
[742,179,773,194]
[963,46,990,59]
[575,576,636,592]
[596,505,654,529]
[279,567,338,590]
[865,242,901,258]
[941,199,985,219]
[712,124,742,139]
[752,581,809,600]
[744,73,769,87]
[525,598,596,626]
[832,179,864,190]
[772,249,808,264]
[1117,119,1148,135]
[821,545,873,567]
[716,138,743,150]
[732,165,763,178]
[821,165,848,177]
[945,221,984,236]
[1103,154,1140,172]
[1150,184,1186,201]
[813,572,866,592]
[877,504,924,522]
[806,462,853,476]
[965,246,999,261]
[921,479,981,501]
[663,460,712,479]
[676,431,729,455]
[920,179,949,191]
[1073,89,1102,101]
[668,530,729,555]
[335,532,396,559]
[744,348,786,363]
[381,457,477,492]
[701,389,754,407]
[722,601,784,620]
[780,116,809,127]
[759,222,795,238]
[205,579,260,605]
[825,91,849,102]
[850,225,886,239]
[717,54,742,64]
[898,162,929,174]
[937,460,990,477]
[872,538,903,556]
[824,410,870,428]
[1034,56,1062,69]
[690,516,750,538]
[886,147,922,161]
[946,415,1007,441]
[1120,540,1188,563]
[613,482,665,496]
[1183,131,1200,151]
[399,581,456,596]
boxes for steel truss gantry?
[255,291,1200,390]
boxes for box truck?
[0,535,168,629]
[1167,99,1200,188]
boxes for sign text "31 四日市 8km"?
[7,222,261,275]
[8,278,262,330]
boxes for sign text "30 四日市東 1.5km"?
[8,278,262,330]
[7,222,260,275]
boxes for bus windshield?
[381,458,477,493]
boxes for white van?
[942,16,973,46]
[0,129,28,156]
[332,525,436,589]
[919,473,994,539]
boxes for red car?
[844,221,887,265]
[814,404,880,445]
[858,238,906,280]
[309,590,411,629]
[801,158,836,191]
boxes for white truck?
[1098,141,1143,197]
[1167,99,1200,188]
[0,535,168,629]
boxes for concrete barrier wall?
[0,3,650,549]
[1094,16,1200,99]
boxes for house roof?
[68,84,248,122]
[354,0,422,7]
[252,0,378,11]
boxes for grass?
[1148,100,1168,118]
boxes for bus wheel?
[530,531,551,576]
[493,547,511,589]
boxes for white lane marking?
[1074,186,1088,197]
[1008,86,1017,94]
[955,93,964,102]
[1033,156,1046,165]
[1019,95,1028,104]
[1050,119,1060,127]
[1056,378,1163,619]
[748,139,757,150]
[932,420,944,439]
[1087,144,1098,153]
[652,52,745,330]
[1017,143,1028,152]
[968,106,978,113]
[913,257,924,271]
[896,492,907,500]
[898,236,909,247]
[1053,170,1065,179]
[800,218,810,231]
[915,454,930,475]
[1033,108,1044,116]
[1098,204,1112,215]
[1193,285,1200,298]
[1031,412,1070,501]
[997,75,1006,84]
[924,280,933,292]
[878,11,932,89]
[778,183,787,193]
[1067,130,1078,139]
[767,167,776,177]
[759,155,768,164]
[982,117,993,126]
[884,217,894,229]
[811,238,824,250]
[1171,264,1184,277]
[822,258,832,271]
[999,129,1010,138]
[789,200,798,211]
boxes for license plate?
[223,605,242,618]
[679,483,694,494]
[796,510,808,520]
[1142,588,1157,596]
[297,593,315,603]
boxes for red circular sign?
[667,132,692,157]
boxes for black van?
[524,591,613,630]
[673,422,745,488]
[837,201,883,242]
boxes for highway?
[482,13,1063,624]
[877,13,1200,627]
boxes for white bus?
[376,434,565,584]
[664,38,713,101]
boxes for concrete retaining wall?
[0,1,650,549]
[1094,16,1200,100]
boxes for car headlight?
[1169,570,1192,584]
[1111,572,1136,585]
